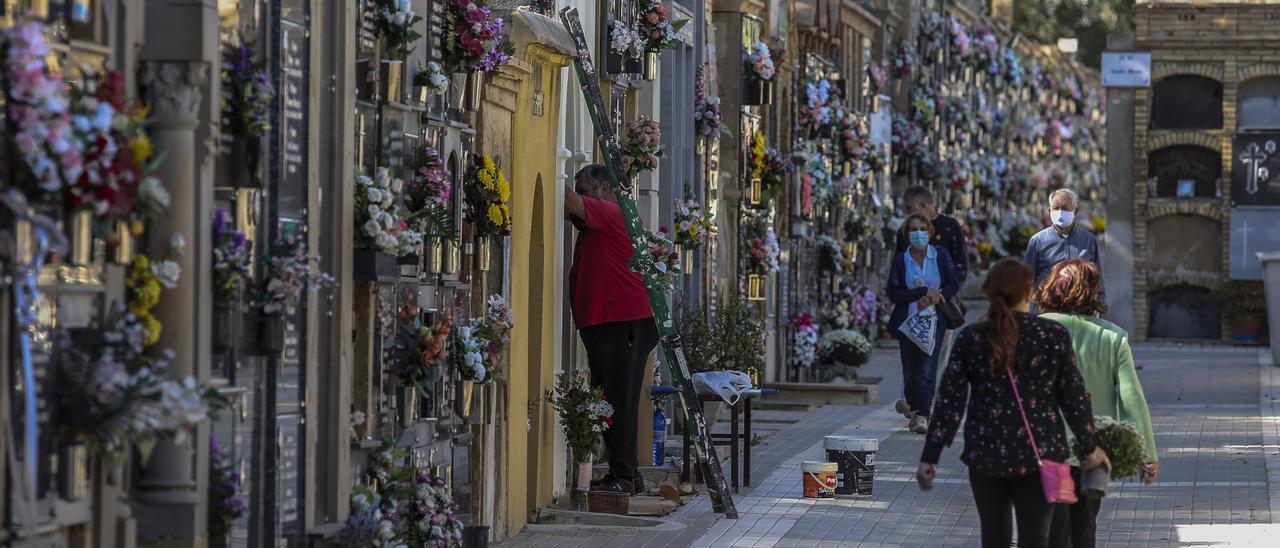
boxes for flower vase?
[682,248,694,273]
[464,71,483,112]
[749,370,760,387]
[476,237,493,272]
[1081,466,1109,498]
[427,239,445,274]
[454,379,475,419]
[111,221,134,264]
[213,299,243,353]
[695,137,706,155]
[58,441,89,501]
[747,274,767,301]
[399,385,418,425]
[643,50,659,81]
[575,455,593,493]
[382,60,403,103]
[259,313,285,355]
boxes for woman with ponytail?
[916,258,1110,548]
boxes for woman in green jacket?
[1036,259,1159,548]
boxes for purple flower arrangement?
[693,65,726,140]
[209,433,247,541]
[262,235,333,315]
[406,140,452,211]
[213,208,252,301]
[442,0,513,73]
[224,41,273,138]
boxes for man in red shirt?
[565,164,659,493]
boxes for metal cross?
[1238,142,1268,196]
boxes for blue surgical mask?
[909,230,930,249]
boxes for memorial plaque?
[274,414,303,546]
[1231,133,1280,206]
[1229,207,1280,280]
[277,21,309,217]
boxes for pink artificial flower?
[647,13,660,24]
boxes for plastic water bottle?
[652,406,667,466]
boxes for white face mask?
[1051,209,1075,228]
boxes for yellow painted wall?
[493,42,573,538]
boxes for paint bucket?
[824,436,878,496]
[801,461,838,498]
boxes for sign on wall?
[1231,133,1280,207]
[1101,52,1150,87]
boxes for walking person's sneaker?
[591,476,635,493]
[633,476,646,495]
[909,414,929,435]
[895,399,913,419]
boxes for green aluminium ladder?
[558,6,738,519]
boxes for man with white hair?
[1023,188,1103,296]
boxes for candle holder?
[747,274,767,301]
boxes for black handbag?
[937,298,965,329]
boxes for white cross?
[1237,219,1254,270]
[1238,142,1269,196]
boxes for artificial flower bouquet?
[744,42,776,82]
[741,212,780,275]
[749,131,792,204]
[630,226,681,292]
[405,140,452,212]
[464,154,512,237]
[441,0,512,73]
[789,313,819,368]
[608,19,645,63]
[224,40,273,138]
[636,0,688,52]
[212,208,252,302]
[54,304,216,462]
[673,194,714,249]
[693,65,727,140]
[547,372,614,460]
[375,0,424,59]
[450,294,513,384]
[356,168,423,257]
[622,116,663,179]
[262,234,334,315]
[798,78,833,135]
[816,235,844,274]
[414,60,450,94]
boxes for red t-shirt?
[569,196,653,329]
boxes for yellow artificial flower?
[130,134,152,161]
[478,168,495,189]
[496,172,510,202]
[483,156,496,172]
[139,312,162,347]
[130,280,160,313]
[487,203,504,227]
[132,104,149,125]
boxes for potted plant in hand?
[1081,416,1147,497]
[1214,281,1268,345]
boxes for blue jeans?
[897,334,942,418]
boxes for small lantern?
[477,238,492,272]
[747,274,767,301]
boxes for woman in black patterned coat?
[915,258,1110,548]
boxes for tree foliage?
[1013,0,1135,69]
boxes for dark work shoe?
[590,474,616,489]
[592,477,634,493]
[633,476,645,495]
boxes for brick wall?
[1132,2,1280,341]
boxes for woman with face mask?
[886,213,962,433]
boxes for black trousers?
[580,318,660,480]
[969,469,1055,548]
[1049,467,1103,548]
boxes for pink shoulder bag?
[1007,368,1077,504]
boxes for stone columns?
[1102,33,1137,335]
[134,60,211,544]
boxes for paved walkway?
[501,338,1279,547]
